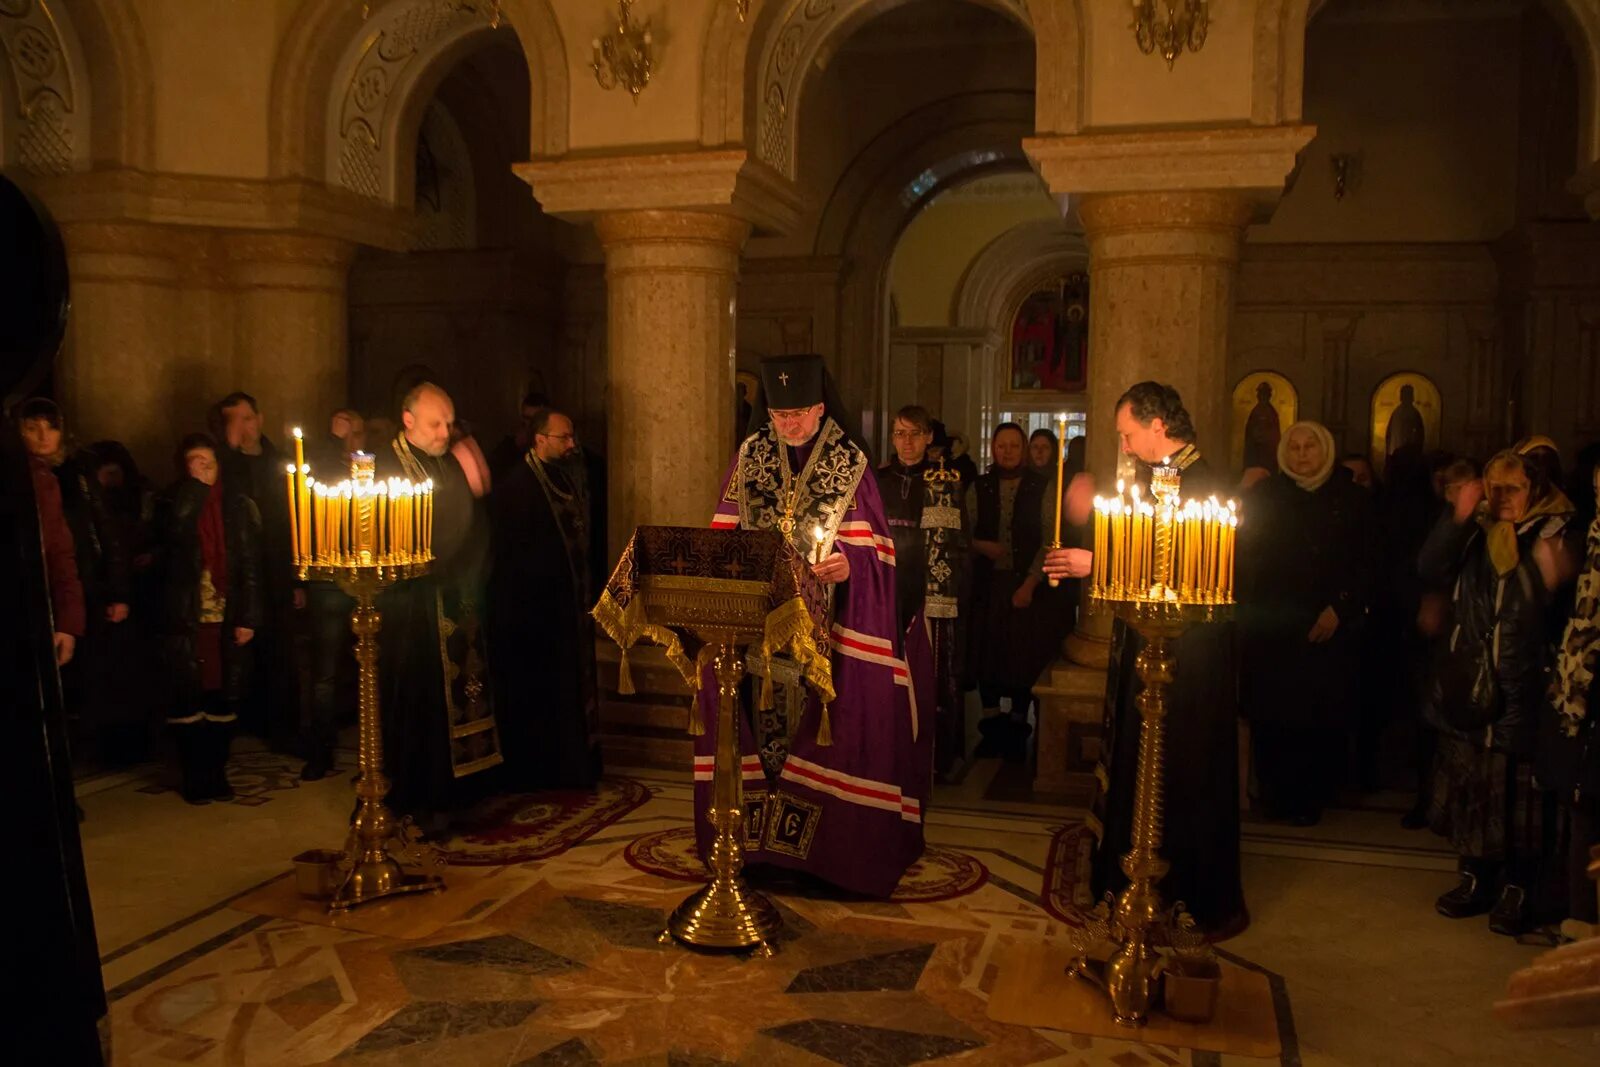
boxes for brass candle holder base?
[304,562,446,913]
[1067,598,1228,1027]
[660,641,781,957]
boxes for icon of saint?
[1385,383,1426,465]
[1242,381,1282,472]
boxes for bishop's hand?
[811,551,851,585]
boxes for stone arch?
[0,0,96,174]
[269,0,567,201]
[949,217,1084,432]
[704,0,1082,179]
[1255,0,1600,165]
[953,218,1087,338]
[811,89,1034,423]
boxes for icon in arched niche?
[1230,371,1297,474]
[1009,273,1088,393]
[1370,371,1441,477]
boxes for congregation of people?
[15,380,602,835]
[15,365,1600,941]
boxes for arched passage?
[1,0,160,175]
[1255,0,1600,167]
[702,0,1082,180]
[268,0,568,201]
[811,90,1035,437]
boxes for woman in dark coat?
[1238,420,1374,826]
[1420,449,1578,935]
[161,434,263,804]
[965,422,1058,760]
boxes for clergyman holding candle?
[1053,381,1248,939]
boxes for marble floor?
[78,749,1600,1065]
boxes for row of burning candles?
[283,429,434,568]
[1089,483,1238,603]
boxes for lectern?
[594,526,832,957]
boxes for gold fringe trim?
[761,596,835,746]
[591,589,698,697]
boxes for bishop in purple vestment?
[697,354,932,898]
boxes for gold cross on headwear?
[779,372,790,386]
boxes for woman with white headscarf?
[1238,420,1376,826]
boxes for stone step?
[595,641,696,696]
[602,699,692,733]
[601,730,691,771]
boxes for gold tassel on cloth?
[591,588,699,694]
[761,597,834,703]
[760,596,836,745]
[616,650,635,695]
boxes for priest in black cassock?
[375,381,502,830]
[1044,380,1247,937]
[873,404,968,779]
[489,407,602,790]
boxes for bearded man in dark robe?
[1044,380,1246,937]
[704,354,932,898]
[374,381,502,831]
[490,406,601,790]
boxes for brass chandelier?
[592,0,653,102]
[1132,0,1209,69]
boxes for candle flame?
[812,524,826,542]
[286,463,296,474]
[293,427,303,440]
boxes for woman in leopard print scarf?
[1552,512,1600,740]
[1545,463,1600,925]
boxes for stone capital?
[1024,125,1316,211]
[515,150,804,237]
[1077,190,1255,265]
[593,210,751,277]
[16,169,415,251]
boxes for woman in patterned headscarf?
[1420,449,1579,935]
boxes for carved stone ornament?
[756,0,1031,180]
[1,0,88,175]
[331,0,500,202]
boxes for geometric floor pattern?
[106,776,1282,1066]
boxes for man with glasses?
[703,354,931,898]
[489,407,601,789]
[875,405,968,780]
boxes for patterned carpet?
[108,777,1296,1065]
[623,827,989,904]
[1040,818,1096,926]
[440,777,652,866]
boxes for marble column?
[56,222,202,473]
[1032,191,1252,794]
[224,233,356,443]
[1058,190,1253,667]
[593,210,750,556]
[1078,191,1253,498]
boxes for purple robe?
[698,424,932,897]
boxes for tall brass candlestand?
[1070,465,1234,1026]
[308,561,445,911]
[663,636,781,955]
[287,443,442,913]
